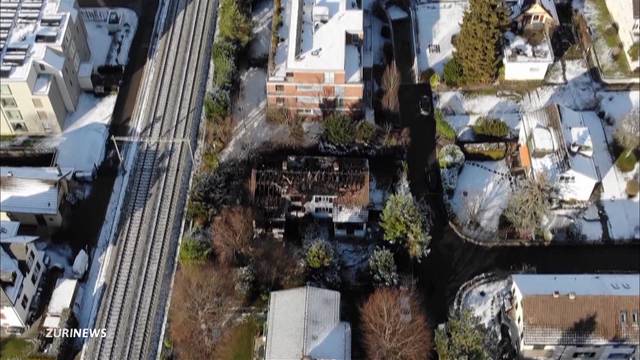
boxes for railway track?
[87,0,215,357]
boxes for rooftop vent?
[311,47,322,56]
[568,292,575,300]
[552,290,559,298]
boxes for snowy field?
[416,2,465,73]
[46,8,138,173]
[450,160,513,235]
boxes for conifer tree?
[454,0,509,84]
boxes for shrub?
[443,57,463,86]
[356,121,376,144]
[179,236,212,265]
[435,109,456,142]
[380,194,431,259]
[614,110,640,150]
[430,72,441,88]
[324,113,356,145]
[212,40,238,89]
[472,117,509,138]
[463,143,507,160]
[615,150,638,173]
[438,144,465,168]
[629,43,640,61]
[207,89,231,120]
[218,0,252,46]
[381,62,401,112]
[266,107,290,124]
[368,247,399,287]
[626,179,640,197]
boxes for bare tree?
[211,206,254,266]
[614,109,640,150]
[381,62,401,113]
[360,288,433,360]
[169,265,241,359]
[503,174,551,239]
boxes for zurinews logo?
[45,328,108,338]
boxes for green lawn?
[0,337,33,360]
[216,317,261,360]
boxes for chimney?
[553,291,560,298]
[568,292,576,300]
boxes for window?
[0,85,11,95]
[5,110,22,120]
[11,122,27,132]
[32,98,43,108]
[572,352,596,358]
[621,311,627,323]
[275,85,284,92]
[532,15,541,22]
[1,97,17,107]
[276,97,285,106]
[297,96,320,104]
[324,72,334,84]
[20,295,28,309]
[27,251,34,269]
[297,84,322,92]
[39,63,46,71]
[37,110,48,121]
[335,86,345,97]
[336,97,345,107]
[632,312,638,324]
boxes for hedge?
[435,109,456,142]
[212,40,238,89]
[443,57,463,86]
[615,150,637,172]
[472,117,509,138]
[463,143,507,160]
[324,113,355,145]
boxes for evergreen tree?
[218,0,253,47]
[368,247,399,287]
[435,310,494,360]
[454,0,509,84]
[304,240,341,287]
[380,194,431,259]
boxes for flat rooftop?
[272,0,363,81]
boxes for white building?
[0,166,74,230]
[503,31,554,81]
[0,220,49,333]
[266,286,351,360]
[519,104,600,204]
[604,0,640,72]
[42,277,78,329]
[508,274,640,359]
[0,0,92,136]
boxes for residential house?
[265,286,351,360]
[0,220,49,333]
[604,0,640,71]
[0,0,92,136]
[266,0,364,117]
[511,0,559,33]
[502,0,558,81]
[518,104,599,204]
[250,156,370,239]
[507,274,640,359]
[0,166,74,230]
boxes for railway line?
[86,0,215,356]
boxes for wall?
[504,61,551,80]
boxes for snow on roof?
[266,286,351,360]
[333,206,367,223]
[0,221,21,238]
[1,0,75,81]
[531,127,555,152]
[387,5,408,20]
[512,274,640,297]
[280,0,362,77]
[416,2,466,73]
[504,32,554,63]
[0,247,23,303]
[0,166,72,215]
[47,278,77,315]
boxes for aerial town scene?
[0,0,638,358]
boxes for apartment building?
[507,274,640,359]
[0,0,92,136]
[0,221,50,333]
[267,0,364,117]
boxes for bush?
[266,107,290,124]
[629,43,640,61]
[472,117,509,138]
[212,40,238,89]
[380,194,431,259]
[435,109,456,142]
[463,143,507,160]
[356,121,376,144]
[218,0,252,46]
[430,72,441,88]
[438,144,465,168]
[443,57,463,86]
[324,113,356,145]
[368,247,399,287]
[179,236,212,264]
[626,179,640,197]
[615,150,638,173]
[206,89,231,120]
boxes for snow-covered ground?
[437,91,522,115]
[44,8,138,173]
[459,277,509,332]
[445,113,521,141]
[416,2,465,73]
[450,160,513,235]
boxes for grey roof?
[634,0,640,19]
[266,286,351,360]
